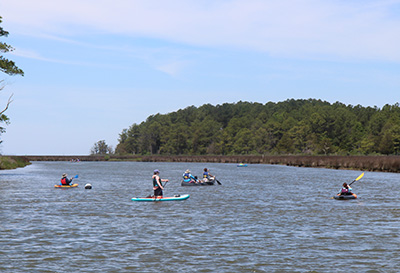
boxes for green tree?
[0,17,24,76]
[1,16,24,144]
[91,140,113,155]
[115,99,400,156]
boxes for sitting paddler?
[339,183,354,196]
[183,169,200,184]
[202,168,215,182]
[60,173,74,186]
[152,169,168,198]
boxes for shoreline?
[6,155,400,173]
[0,156,31,170]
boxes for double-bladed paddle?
[349,172,364,186]
[332,172,364,198]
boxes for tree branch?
[0,93,13,116]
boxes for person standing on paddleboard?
[60,173,74,186]
[152,169,168,198]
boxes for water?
[1,161,400,272]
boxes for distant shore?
[0,156,31,170]
[6,155,400,173]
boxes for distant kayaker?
[203,168,215,182]
[60,173,74,186]
[183,169,200,183]
[152,169,168,198]
[339,183,352,195]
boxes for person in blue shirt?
[202,168,215,182]
[183,169,199,183]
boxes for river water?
[1,161,400,272]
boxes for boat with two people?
[181,168,222,186]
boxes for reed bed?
[12,155,400,173]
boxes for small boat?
[181,179,215,186]
[237,163,247,167]
[131,194,190,202]
[334,193,357,200]
[54,183,79,188]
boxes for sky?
[0,0,400,155]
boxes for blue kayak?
[131,194,190,202]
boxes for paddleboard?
[131,194,190,202]
[54,183,79,188]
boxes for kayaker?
[203,168,215,182]
[339,183,352,195]
[60,173,74,186]
[183,169,199,183]
[152,169,168,198]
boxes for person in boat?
[202,168,215,182]
[183,169,200,183]
[339,183,353,195]
[152,169,168,198]
[60,173,74,186]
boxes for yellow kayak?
[54,183,79,188]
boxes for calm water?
[1,161,400,272]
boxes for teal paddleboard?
[131,194,190,202]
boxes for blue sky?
[1,0,400,155]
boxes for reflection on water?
[1,161,400,272]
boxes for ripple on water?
[1,162,400,272]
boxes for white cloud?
[155,60,190,76]
[2,0,400,61]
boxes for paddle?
[215,177,222,185]
[334,172,364,196]
[349,172,364,186]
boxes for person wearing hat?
[60,173,74,186]
[182,169,200,184]
[152,169,168,198]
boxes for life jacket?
[153,176,160,188]
[183,173,191,180]
[61,178,67,185]
[203,171,209,179]
[341,188,349,194]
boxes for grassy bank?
[10,154,400,173]
[0,156,31,170]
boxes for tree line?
[113,99,400,156]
